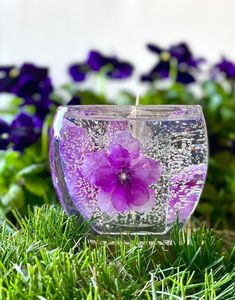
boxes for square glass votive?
[49,105,208,237]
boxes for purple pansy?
[81,131,161,215]
[213,57,235,80]
[0,119,11,150]
[0,112,42,151]
[141,42,204,84]
[11,63,53,100]
[0,66,18,92]
[68,50,134,82]
[68,64,90,82]
[168,164,207,223]
[87,51,133,79]
[0,63,55,120]
[67,95,81,105]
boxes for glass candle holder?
[49,105,208,237]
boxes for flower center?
[118,170,130,185]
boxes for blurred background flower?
[69,50,134,82]
[140,42,204,84]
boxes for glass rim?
[56,105,203,121]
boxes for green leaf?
[15,163,47,178]
[24,177,50,198]
[0,183,24,214]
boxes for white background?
[0,0,235,94]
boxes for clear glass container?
[49,105,208,237]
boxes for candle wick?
[136,93,140,106]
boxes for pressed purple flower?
[168,164,207,223]
[214,57,235,80]
[58,119,95,218]
[81,131,161,215]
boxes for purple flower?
[87,51,133,79]
[0,63,54,120]
[213,57,235,80]
[0,66,18,92]
[11,63,53,100]
[0,112,42,151]
[68,50,134,82]
[0,63,53,99]
[147,42,204,68]
[67,96,81,105]
[68,64,90,82]
[168,164,207,223]
[81,131,161,215]
[0,119,11,150]
[141,42,204,84]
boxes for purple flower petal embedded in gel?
[111,185,130,212]
[97,190,117,217]
[112,130,140,159]
[132,155,161,185]
[109,144,130,169]
[82,150,111,183]
[168,164,207,224]
[128,179,150,206]
[59,119,96,218]
[81,129,161,216]
[130,188,156,213]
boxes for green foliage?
[0,130,56,216]
[0,205,234,299]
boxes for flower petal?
[97,191,117,217]
[111,185,130,212]
[109,143,130,169]
[112,131,140,159]
[132,155,161,185]
[81,150,118,192]
[128,179,150,206]
[130,187,156,213]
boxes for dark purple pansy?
[0,112,43,151]
[69,50,133,82]
[0,119,11,150]
[67,96,81,105]
[87,50,133,79]
[68,64,90,82]
[81,131,161,215]
[141,61,170,82]
[10,112,42,151]
[0,63,54,120]
[214,57,235,80]
[11,63,53,100]
[141,42,204,84]
[0,66,18,93]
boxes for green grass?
[0,206,234,299]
